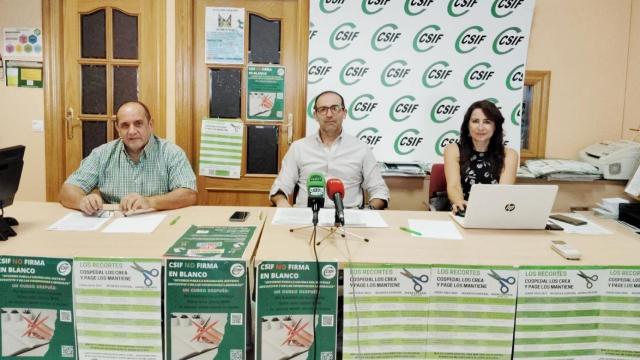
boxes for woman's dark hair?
[458,100,506,180]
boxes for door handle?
[65,107,75,140]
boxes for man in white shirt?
[269,91,389,209]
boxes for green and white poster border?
[73,257,163,360]
[165,258,248,360]
[199,118,244,179]
[247,65,285,121]
[256,260,338,360]
[0,255,76,359]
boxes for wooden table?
[0,201,266,260]
[255,210,640,266]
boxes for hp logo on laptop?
[504,203,516,212]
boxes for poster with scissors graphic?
[164,258,247,360]
[514,266,605,359]
[428,264,518,359]
[343,263,430,359]
[599,266,640,358]
[0,256,75,359]
[199,119,243,179]
[255,261,338,360]
[247,66,285,121]
[73,257,162,360]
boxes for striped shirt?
[66,135,196,204]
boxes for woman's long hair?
[458,100,506,180]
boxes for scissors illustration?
[577,270,598,288]
[400,268,429,292]
[130,262,159,287]
[488,269,516,294]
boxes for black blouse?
[461,149,498,200]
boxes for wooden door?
[191,0,308,206]
[62,0,164,177]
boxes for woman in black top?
[444,100,518,213]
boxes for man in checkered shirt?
[59,101,197,215]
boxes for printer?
[579,140,640,180]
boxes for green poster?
[165,259,247,360]
[164,226,256,258]
[0,256,76,359]
[514,266,605,359]
[343,263,429,359]
[74,257,163,360]
[247,65,285,121]
[599,266,640,358]
[256,261,338,360]
[428,264,518,360]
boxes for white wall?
[0,0,45,201]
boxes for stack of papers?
[593,197,629,218]
[47,212,112,231]
[380,162,426,176]
[549,213,612,235]
[272,208,388,227]
[522,159,602,181]
[47,211,167,233]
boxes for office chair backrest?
[427,163,448,211]
[429,164,446,197]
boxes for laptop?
[450,184,558,229]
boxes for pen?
[400,226,422,236]
[170,216,181,225]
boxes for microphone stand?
[315,222,369,246]
[288,202,370,245]
[317,193,369,245]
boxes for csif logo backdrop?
[307,0,535,163]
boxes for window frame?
[520,70,551,160]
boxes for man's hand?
[120,193,152,212]
[270,193,292,207]
[79,193,104,215]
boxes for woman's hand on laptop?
[451,201,467,215]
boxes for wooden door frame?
[174,0,310,166]
[42,0,166,201]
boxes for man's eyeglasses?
[314,105,344,115]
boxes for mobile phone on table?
[549,214,587,226]
[229,211,249,222]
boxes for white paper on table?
[551,213,613,235]
[47,212,112,231]
[272,208,388,228]
[408,219,463,240]
[102,213,167,233]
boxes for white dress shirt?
[269,132,390,208]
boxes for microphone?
[326,178,345,226]
[306,172,325,226]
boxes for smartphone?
[549,214,587,226]
[229,211,249,222]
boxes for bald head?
[115,101,154,156]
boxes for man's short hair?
[313,91,345,109]
[116,101,152,123]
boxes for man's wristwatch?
[367,204,377,210]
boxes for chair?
[427,163,448,211]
